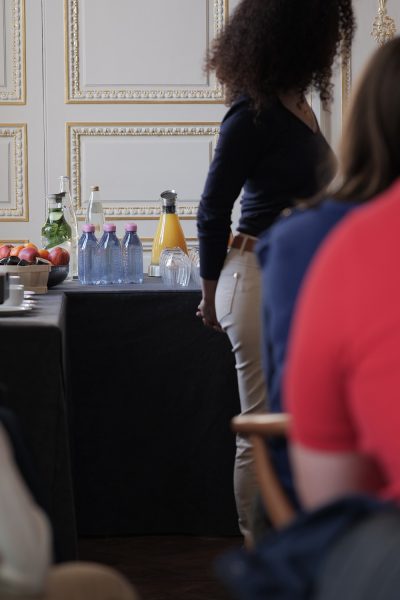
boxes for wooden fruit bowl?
[0,264,51,293]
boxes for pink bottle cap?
[125,223,137,232]
[103,223,116,232]
[83,224,95,233]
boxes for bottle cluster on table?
[78,222,144,285]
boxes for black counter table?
[0,294,77,560]
[50,278,241,538]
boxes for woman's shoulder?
[222,95,280,127]
[256,199,356,259]
[221,96,255,125]
[276,199,355,236]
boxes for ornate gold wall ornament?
[66,122,220,218]
[0,0,26,104]
[65,0,227,103]
[372,0,397,46]
[0,124,29,221]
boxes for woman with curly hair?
[196,0,355,543]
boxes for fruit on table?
[38,248,50,261]
[0,244,69,266]
[10,245,25,257]
[48,247,70,266]
[0,245,13,259]
[19,247,40,264]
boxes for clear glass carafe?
[41,193,72,253]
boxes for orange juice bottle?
[148,190,188,276]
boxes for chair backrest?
[231,414,295,528]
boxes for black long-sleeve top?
[197,96,335,280]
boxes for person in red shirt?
[285,38,400,510]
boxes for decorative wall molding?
[65,0,227,103]
[0,124,28,221]
[0,0,26,104]
[372,0,397,46]
[66,122,220,218]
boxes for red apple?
[0,244,13,259]
[19,247,39,264]
[48,247,70,266]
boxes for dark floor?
[78,535,241,600]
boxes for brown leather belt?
[230,233,257,253]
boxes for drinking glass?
[188,246,201,286]
[160,248,191,287]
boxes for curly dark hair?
[207,0,355,111]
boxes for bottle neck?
[59,177,70,195]
[49,201,63,212]
[162,205,176,214]
[89,191,101,204]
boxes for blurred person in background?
[256,36,400,517]
[278,37,400,600]
[196,0,354,543]
[285,35,400,519]
[0,406,139,600]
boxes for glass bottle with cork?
[86,185,105,238]
[148,190,188,276]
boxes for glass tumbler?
[188,246,201,286]
[160,248,191,287]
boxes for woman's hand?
[196,279,223,332]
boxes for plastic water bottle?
[78,224,98,285]
[121,223,143,284]
[97,223,123,285]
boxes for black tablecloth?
[60,279,240,536]
[0,295,77,560]
[0,279,240,555]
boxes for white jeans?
[215,243,268,538]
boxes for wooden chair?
[231,413,295,529]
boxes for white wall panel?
[67,123,219,218]
[0,137,12,202]
[0,1,6,87]
[0,124,28,221]
[81,0,208,86]
[66,0,225,102]
[0,0,25,104]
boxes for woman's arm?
[197,101,263,282]
[196,278,222,330]
[290,443,383,510]
[0,424,51,594]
